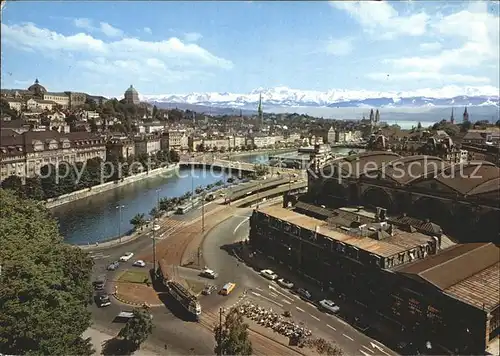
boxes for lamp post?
[153,188,161,271]
[202,192,206,233]
[116,205,125,243]
[191,171,195,209]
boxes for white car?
[119,252,134,262]
[153,224,160,231]
[200,268,218,279]
[133,260,146,267]
[277,278,294,289]
[319,299,340,314]
[260,269,278,280]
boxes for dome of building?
[27,78,47,95]
[124,85,140,105]
[125,85,138,95]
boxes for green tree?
[24,176,45,200]
[130,213,147,231]
[169,148,180,163]
[0,189,94,356]
[152,105,158,119]
[417,121,422,130]
[149,206,161,220]
[118,308,153,351]
[253,164,269,177]
[461,120,472,132]
[40,164,61,199]
[214,308,252,356]
[0,175,24,197]
[58,161,77,195]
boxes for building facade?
[134,135,161,156]
[106,137,135,160]
[249,204,499,354]
[0,131,106,183]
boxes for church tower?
[450,108,455,124]
[463,107,469,122]
[258,93,263,126]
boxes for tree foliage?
[214,308,252,356]
[130,213,147,231]
[0,189,94,356]
[118,307,153,350]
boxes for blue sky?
[1,1,499,97]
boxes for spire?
[450,107,455,124]
[463,107,469,122]
[34,78,39,84]
[258,92,263,124]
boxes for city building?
[327,126,336,144]
[138,121,166,134]
[106,137,135,160]
[134,135,161,156]
[249,203,499,354]
[0,131,106,182]
[124,85,140,105]
[3,98,23,112]
[161,130,188,151]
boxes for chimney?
[388,224,394,236]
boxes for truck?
[165,280,201,321]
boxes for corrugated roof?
[435,163,500,195]
[396,243,500,311]
[258,206,433,258]
[445,262,499,311]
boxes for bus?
[176,198,200,214]
[220,282,236,296]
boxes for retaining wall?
[46,164,179,209]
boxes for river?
[54,147,360,245]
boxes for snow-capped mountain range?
[142,86,499,109]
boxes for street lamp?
[116,205,125,243]
[153,188,161,271]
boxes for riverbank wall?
[46,164,179,209]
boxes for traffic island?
[113,270,163,307]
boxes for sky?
[1,1,499,98]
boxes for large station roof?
[320,151,500,197]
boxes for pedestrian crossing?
[89,252,110,260]
[147,218,185,240]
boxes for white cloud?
[330,1,430,39]
[325,38,354,56]
[366,72,491,84]
[419,42,442,52]
[354,1,499,87]
[1,22,233,86]
[73,18,93,31]
[99,22,123,38]
[183,32,203,43]
[143,27,152,34]
[73,17,123,38]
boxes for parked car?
[107,261,120,271]
[295,288,312,300]
[319,299,340,313]
[95,291,111,307]
[277,278,294,289]
[260,269,278,280]
[200,268,218,279]
[133,260,146,267]
[119,252,134,262]
[202,285,217,295]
